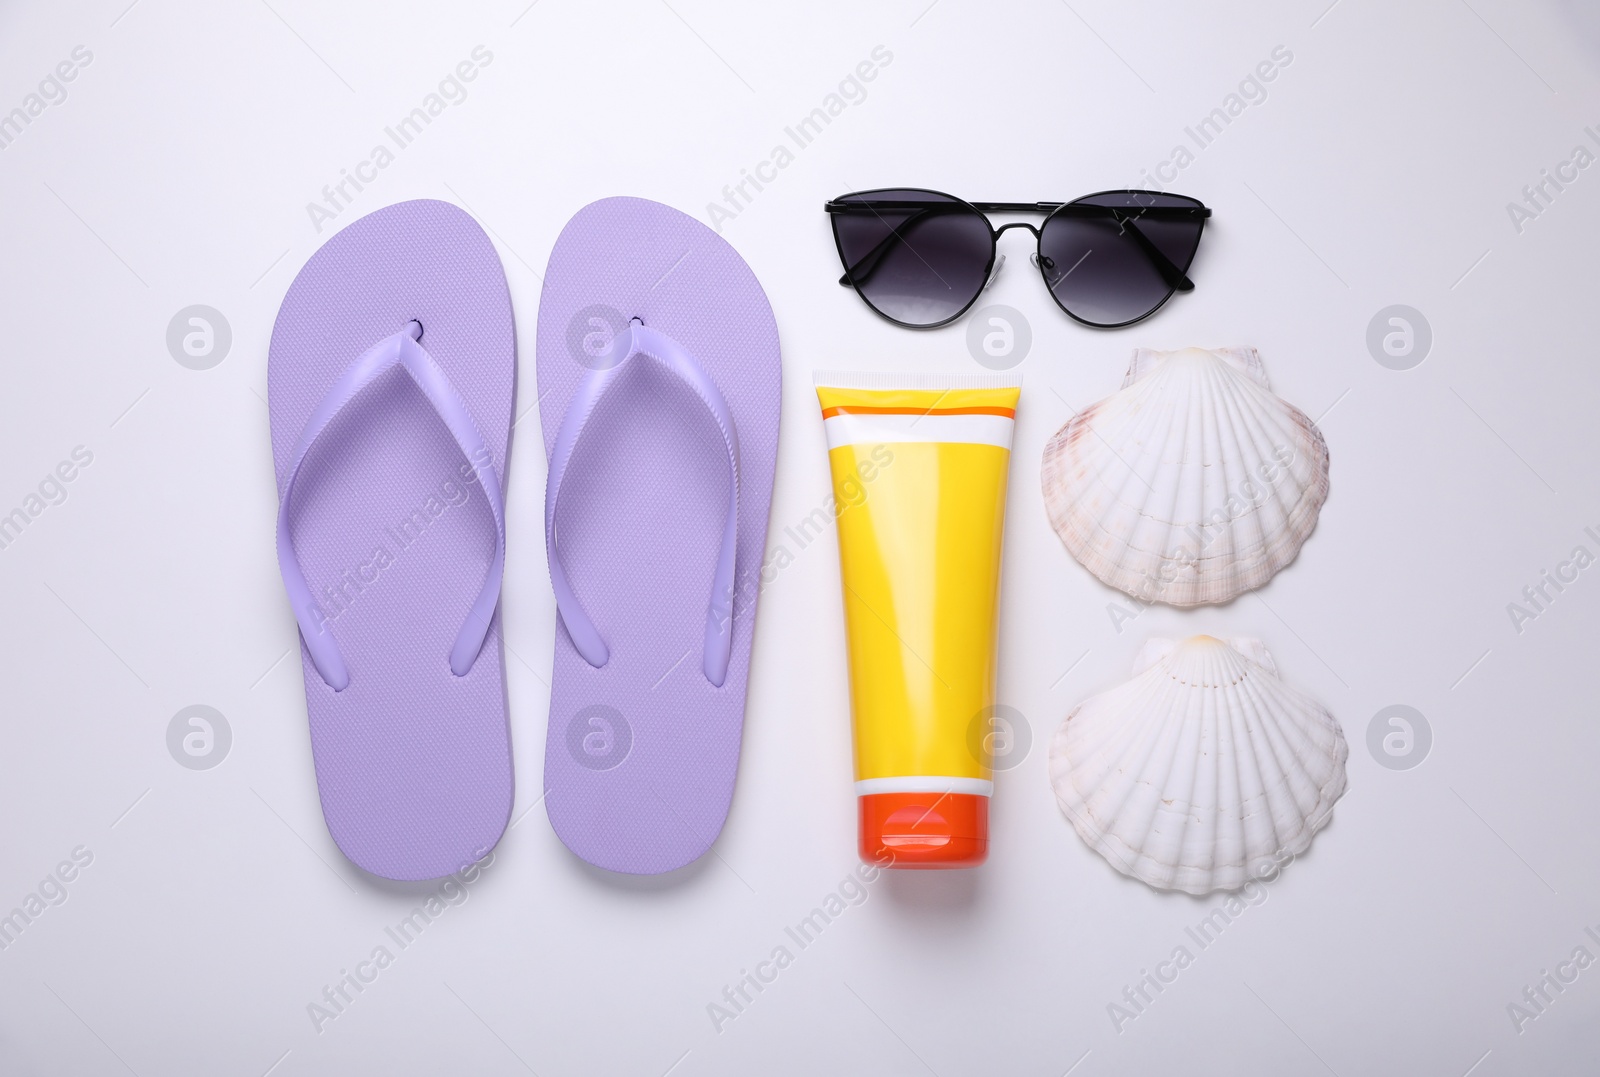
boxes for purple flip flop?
[537,197,781,874]
[269,199,515,882]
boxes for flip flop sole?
[537,197,781,874]
[269,199,515,881]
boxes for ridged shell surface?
[1049,636,1347,894]
[1041,346,1329,607]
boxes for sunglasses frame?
[824,187,1212,330]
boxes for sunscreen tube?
[815,372,1021,868]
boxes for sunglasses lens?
[1038,192,1205,326]
[831,190,993,327]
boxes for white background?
[3,1,1599,1074]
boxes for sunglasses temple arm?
[1118,217,1196,292]
[834,206,955,287]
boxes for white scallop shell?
[1049,636,1347,894]
[1041,346,1330,607]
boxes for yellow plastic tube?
[815,372,1021,868]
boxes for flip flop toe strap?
[276,322,506,691]
[545,321,741,687]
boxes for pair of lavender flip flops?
[269,198,780,880]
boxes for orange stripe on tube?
[819,404,1016,420]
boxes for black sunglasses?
[825,188,1211,329]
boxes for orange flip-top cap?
[859,792,988,869]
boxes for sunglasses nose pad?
[982,253,1007,292]
[1032,251,1059,283]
